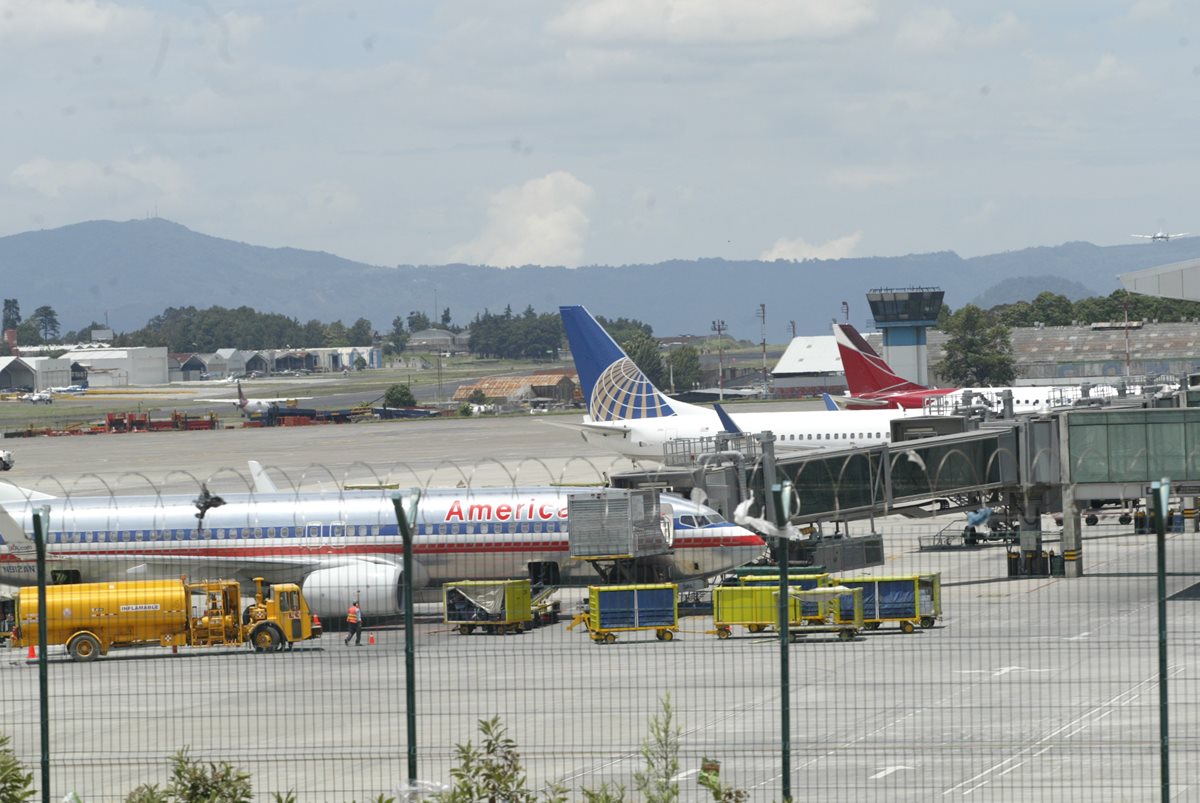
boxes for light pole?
[711,320,726,401]
[757,304,767,399]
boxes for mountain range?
[5,218,1200,339]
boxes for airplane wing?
[536,419,634,436]
[1131,234,1154,239]
[840,395,893,408]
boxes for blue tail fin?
[559,305,676,422]
[821,393,841,411]
[713,403,742,434]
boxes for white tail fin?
[248,460,279,494]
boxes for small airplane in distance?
[196,381,311,417]
[1132,230,1189,242]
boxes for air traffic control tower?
[866,287,944,386]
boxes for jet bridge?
[612,406,1200,577]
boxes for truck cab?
[242,578,319,651]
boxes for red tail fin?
[834,324,930,395]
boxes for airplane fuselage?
[0,487,765,619]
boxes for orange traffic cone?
[368,634,375,645]
[27,645,36,659]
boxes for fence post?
[33,507,50,803]
[391,492,422,788]
[758,433,792,802]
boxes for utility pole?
[711,320,726,401]
[757,304,768,398]
[1122,293,1132,378]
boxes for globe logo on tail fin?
[590,358,675,421]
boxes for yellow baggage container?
[443,579,533,635]
[567,583,678,643]
[828,573,942,633]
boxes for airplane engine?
[302,560,427,622]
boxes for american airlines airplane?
[0,463,765,621]
[833,323,1118,412]
[559,305,920,461]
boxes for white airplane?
[196,381,310,416]
[833,323,1126,412]
[1132,230,1189,242]
[20,391,52,404]
[559,305,922,461]
[0,462,766,622]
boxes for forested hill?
[5,218,1200,338]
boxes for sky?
[3,0,1199,269]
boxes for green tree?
[30,305,60,342]
[467,388,488,405]
[384,384,417,408]
[353,355,367,371]
[597,315,652,346]
[2,299,20,332]
[935,305,1016,385]
[347,317,374,345]
[621,331,666,389]
[385,316,410,355]
[14,320,42,347]
[324,320,350,347]
[441,307,453,328]
[407,311,432,332]
[432,717,567,803]
[0,732,34,802]
[666,345,701,392]
[633,695,681,803]
[1028,292,1073,326]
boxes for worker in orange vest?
[344,600,362,646]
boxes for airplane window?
[679,515,697,527]
[706,515,723,525]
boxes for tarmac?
[1,407,1199,801]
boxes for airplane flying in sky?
[833,323,1117,412]
[196,381,310,416]
[1131,230,1189,242]
[0,462,765,621]
[560,305,920,461]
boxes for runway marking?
[869,765,912,780]
[943,667,1182,796]
[954,666,1053,678]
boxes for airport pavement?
[1,412,1198,800]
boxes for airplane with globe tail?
[559,305,919,461]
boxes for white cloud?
[0,0,150,41]
[8,155,188,200]
[827,165,915,191]
[1128,0,1177,21]
[549,0,876,44]
[895,8,960,51]
[760,232,862,261]
[1065,53,1134,92]
[895,8,1025,51]
[447,171,594,267]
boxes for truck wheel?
[252,624,282,653]
[68,633,101,662]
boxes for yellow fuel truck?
[11,576,318,661]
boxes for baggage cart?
[713,585,861,641]
[568,583,678,643]
[443,580,532,635]
[830,574,941,633]
[737,574,833,626]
